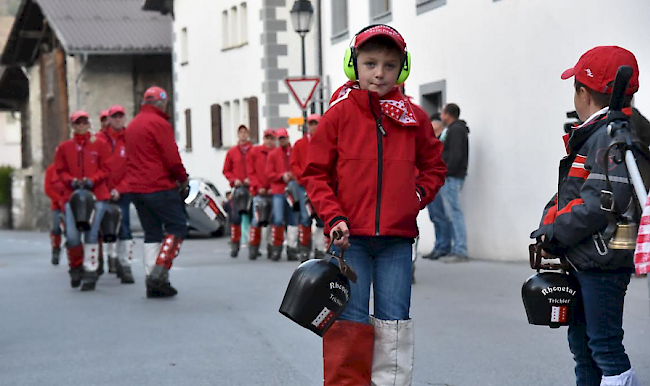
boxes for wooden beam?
[19,30,45,39]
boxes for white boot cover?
[287,225,299,248]
[370,316,414,386]
[83,244,99,271]
[117,240,133,267]
[105,242,117,259]
[261,226,271,249]
[143,242,161,276]
[601,368,640,386]
[312,227,326,252]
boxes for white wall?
[0,112,21,168]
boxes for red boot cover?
[230,224,242,244]
[249,226,262,247]
[156,234,184,270]
[51,233,62,249]
[271,225,284,247]
[67,244,84,268]
[299,225,312,247]
[323,321,374,386]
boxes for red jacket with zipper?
[54,132,111,202]
[44,164,66,210]
[303,83,446,238]
[290,135,310,187]
[97,126,128,193]
[247,144,273,196]
[124,104,188,194]
[266,144,292,195]
[223,142,252,187]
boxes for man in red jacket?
[44,164,66,265]
[289,114,325,261]
[222,125,252,257]
[54,111,111,291]
[303,25,446,385]
[246,128,276,260]
[125,86,189,298]
[265,128,298,261]
[97,104,135,284]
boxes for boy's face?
[72,118,90,135]
[307,121,318,135]
[263,135,276,148]
[278,136,289,147]
[356,48,402,97]
[109,113,126,130]
[238,128,250,142]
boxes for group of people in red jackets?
[222,114,325,262]
[44,86,189,297]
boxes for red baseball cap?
[561,46,639,96]
[276,128,289,138]
[354,25,406,52]
[307,113,320,123]
[69,110,89,123]
[100,110,109,120]
[108,105,126,116]
[144,86,168,101]
[263,128,277,137]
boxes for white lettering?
[330,282,350,301]
[541,286,577,297]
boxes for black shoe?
[230,242,240,258]
[120,266,135,284]
[269,246,282,261]
[249,245,260,260]
[146,271,178,298]
[286,247,299,261]
[97,255,104,277]
[116,261,123,279]
[69,266,84,288]
[108,257,118,274]
[299,245,311,262]
[423,250,449,260]
[80,271,98,291]
[51,248,61,265]
[266,244,273,259]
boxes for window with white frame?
[331,0,348,41]
[240,3,248,44]
[230,6,238,46]
[180,27,189,64]
[241,98,249,130]
[370,0,391,20]
[223,101,232,146]
[222,10,229,48]
[233,99,241,132]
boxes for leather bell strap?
[529,243,570,272]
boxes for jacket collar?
[73,132,91,145]
[140,104,170,120]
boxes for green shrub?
[0,165,13,206]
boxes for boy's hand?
[330,222,350,250]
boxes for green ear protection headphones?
[343,24,411,85]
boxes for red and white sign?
[285,77,320,110]
[550,306,568,323]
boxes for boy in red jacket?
[44,164,66,265]
[97,104,135,284]
[247,128,276,260]
[223,125,253,257]
[54,111,111,291]
[265,128,299,261]
[303,25,445,385]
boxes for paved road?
[0,230,648,386]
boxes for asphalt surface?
[0,230,648,386]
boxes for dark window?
[370,0,391,22]
[419,80,447,117]
[184,109,192,151]
[247,96,259,144]
[211,104,222,148]
[416,0,446,15]
[331,0,349,42]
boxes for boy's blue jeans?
[334,236,413,323]
[65,201,108,247]
[51,209,63,236]
[297,185,312,227]
[131,189,188,243]
[113,194,132,240]
[568,271,632,386]
[426,193,451,254]
[272,194,297,227]
[439,176,467,257]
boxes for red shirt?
[54,132,111,202]
[247,144,274,195]
[44,164,65,210]
[290,135,310,187]
[265,144,292,195]
[223,142,252,187]
[124,104,187,194]
[303,84,446,238]
[97,126,128,193]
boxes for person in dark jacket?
[303,25,446,385]
[531,46,641,386]
[439,103,469,263]
[125,86,189,298]
[44,164,66,265]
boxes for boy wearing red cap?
[97,104,135,284]
[54,111,111,291]
[99,110,110,132]
[290,114,326,261]
[247,128,277,259]
[223,124,253,257]
[303,25,445,385]
[531,46,642,386]
[265,128,299,261]
[44,163,66,265]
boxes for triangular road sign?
[285,77,320,110]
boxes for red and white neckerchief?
[333,81,418,126]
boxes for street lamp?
[290,0,314,134]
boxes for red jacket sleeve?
[44,166,57,201]
[54,144,74,189]
[290,140,306,186]
[265,151,284,183]
[247,149,260,192]
[223,148,236,186]
[413,109,447,209]
[302,115,347,229]
[154,120,188,183]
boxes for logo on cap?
[585,69,594,78]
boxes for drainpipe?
[75,52,89,110]
[316,0,324,114]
